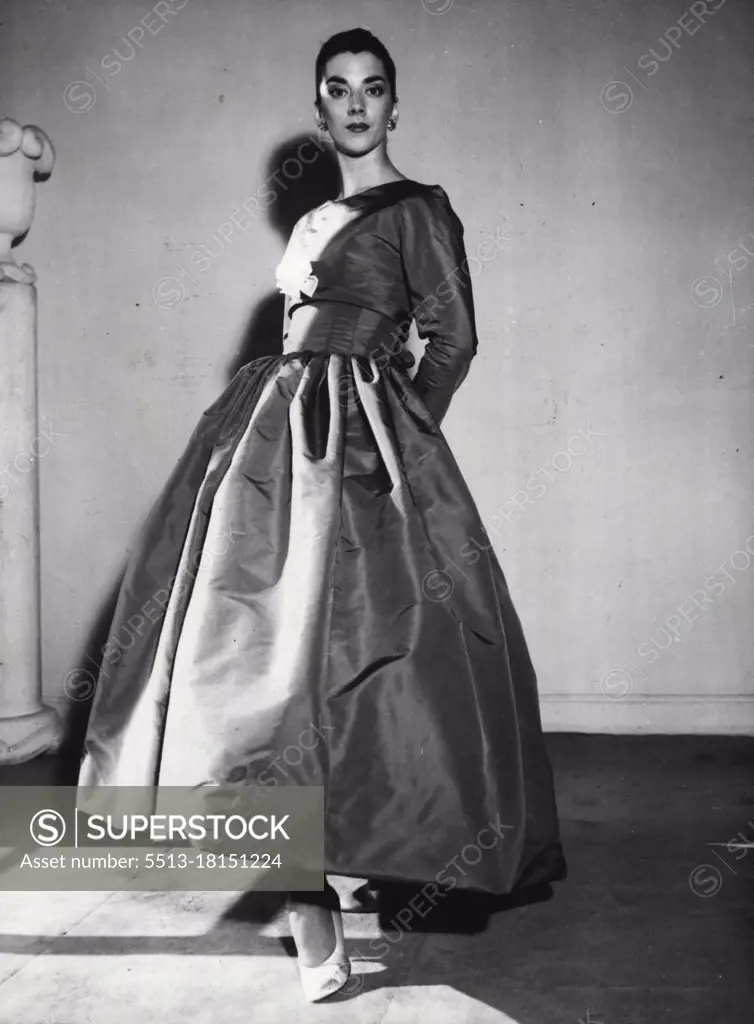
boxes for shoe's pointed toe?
[298,957,351,1002]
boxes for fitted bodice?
[272,179,479,425]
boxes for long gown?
[78,178,567,895]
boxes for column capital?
[0,117,55,285]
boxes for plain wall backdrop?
[1,0,752,733]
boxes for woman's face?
[317,50,397,156]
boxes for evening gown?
[78,178,567,894]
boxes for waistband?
[284,302,414,370]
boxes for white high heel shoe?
[290,901,351,1002]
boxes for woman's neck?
[335,149,405,199]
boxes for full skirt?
[79,351,567,894]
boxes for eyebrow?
[325,75,386,85]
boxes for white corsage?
[275,249,318,301]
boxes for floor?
[0,735,752,1024]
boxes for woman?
[77,28,566,1002]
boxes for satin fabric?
[78,182,566,894]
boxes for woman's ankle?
[288,884,341,967]
[288,880,337,911]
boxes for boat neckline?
[328,179,438,203]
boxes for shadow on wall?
[58,134,341,772]
[226,134,340,375]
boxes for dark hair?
[315,28,397,107]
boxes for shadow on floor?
[1,736,752,1021]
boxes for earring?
[387,118,397,131]
[316,120,328,146]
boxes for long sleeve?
[401,188,479,426]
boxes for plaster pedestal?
[0,281,62,763]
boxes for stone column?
[0,118,61,763]
[0,282,62,762]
